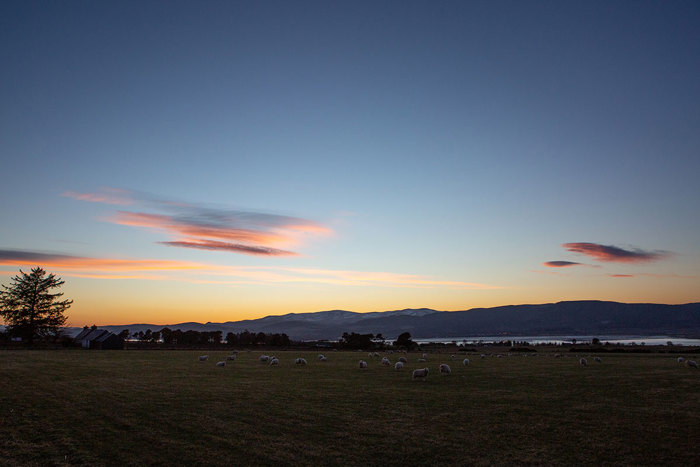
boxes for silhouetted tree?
[118,329,130,340]
[340,332,374,350]
[160,327,173,344]
[226,332,238,346]
[151,331,161,343]
[394,332,417,350]
[0,267,72,345]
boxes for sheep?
[594,356,602,363]
[580,358,588,366]
[226,355,236,361]
[381,357,391,366]
[295,358,307,365]
[687,360,698,368]
[394,361,404,370]
[259,355,270,362]
[216,361,226,367]
[319,356,328,362]
[359,360,367,369]
[677,357,685,363]
[422,353,427,359]
[412,367,429,380]
[450,354,456,359]
[269,358,279,366]
[418,358,426,363]
[198,355,209,362]
[373,352,380,358]
[439,364,451,375]
[368,352,373,358]
[318,354,326,360]
[398,356,407,363]
[463,358,470,366]
[480,354,485,359]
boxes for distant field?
[1,349,698,466]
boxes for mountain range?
[64,300,700,341]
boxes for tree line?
[120,328,292,347]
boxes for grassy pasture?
[1,349,698,466]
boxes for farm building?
[73,327,123,350]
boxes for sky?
[1,1,699,326]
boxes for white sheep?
[295,358,307,365]
[359,360,367,369]
[381,357,391,366]
[687,360,698,368]
[412,367,429,380]
[394,361,404,370]
[422,353,427,359]
[677,357,685,363]
[198,355,209,361]
[463,358,470,366]
[418,358,426,363]
[594,356,602,363]
[318,354,326,360]
[216,361,226,367]
[373,352,380,357]
[580,358,588,366]
[439,364,451,375]
[226,355,236,361]
[480,354,485,359]
[319,356,328,362]
[269,358,279,366]
[259,355,270,362]
[398,356,407,363]
[450,354,456,359]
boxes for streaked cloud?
[0,249,498,290]
[62,188,133,205]
[66,187,331,256]
[543,261,582,268]
[609,274,634,278]
[159,240,296,257]
[562,242,667,263]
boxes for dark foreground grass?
[1,350,698,466]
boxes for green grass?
[1,350,698,466]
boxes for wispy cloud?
[543,261,582,268]
[159,240,297,257]
[0,249,498,290]
[62,188,134,205]
[609,274,634,278]
[65,187,331,256]
[562,242,667,263]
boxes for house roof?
[74,328,93,341]
[82,329,108,342]
[95,331,118,342]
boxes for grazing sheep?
[259,355,270,362]
[373,352,380,357]
[216,361,226,367]
[269,358,279,366]
[554,353,561,358]
[318,354,326,360]
[359,360,367,369]
[480,354,485,359]
[319,356,328,362]
[450,354,456,359]
[226,355,236,361]
[687,360,698,368]
[439,364,451,375]
[381,357,391,366]
[295,358,307,365]
[418,358,426,363]
[398,356,407,363]
[394,361,404,370]
[422,353,427,359]
[580,358,588,366]
[412,367,429,380]
[198,355,209,362]
[368,352,373,357]
[594,356,602,363]
[463,358,470,366]
[677,357,685,363]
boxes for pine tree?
[0,267,72,345]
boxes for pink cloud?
[543,261,582,268]
[62,188,133,205]
[562,242,667,263]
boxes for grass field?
[1,349,698,466]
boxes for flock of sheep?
[196,350,699,378]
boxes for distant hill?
[62,301,700,341]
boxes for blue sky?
[1,1,699,325]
